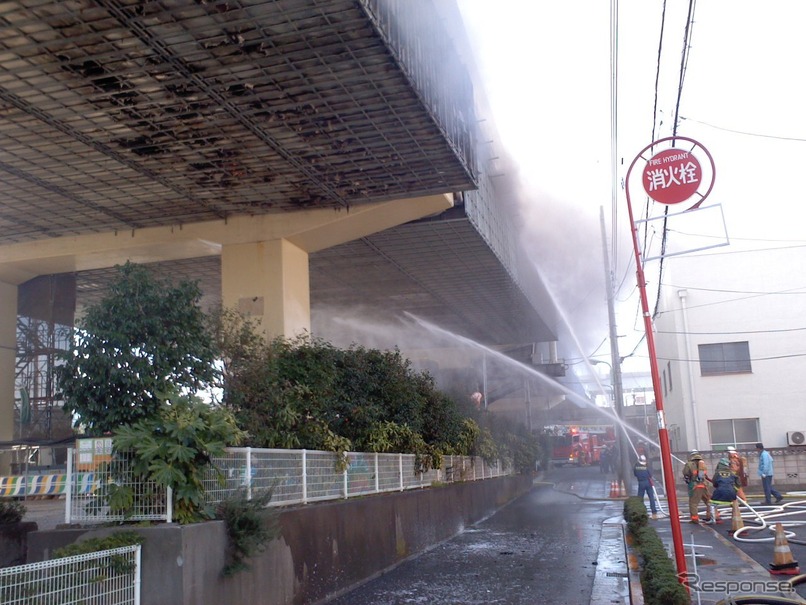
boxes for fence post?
[374,453,379,493]
[302,449,308,504]
[65,448,73,525]
[399,454,403,491]
[134,544,142,605]
[343,453,349,499]
[246,447,252,501]
[166,486,173,524]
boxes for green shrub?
[623,495,649,534]
[216,489,280,576]
[53,530,144,559]
[113,390,245,524]
[624,497,689,605]
[54,531,145,575]
[0,499,25,524]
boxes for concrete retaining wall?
[27,474,532,605]
[671,448,806,490]
[0,521,37,568]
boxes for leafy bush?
[624,495,649,534]
[54,530,144,559]
[113,390,245,524]
[0,499,25,524]
[54,531,145,575]
[366,421,442,472]
[214,322,469,458]
[216,489,280,576]
[624,497,689,605]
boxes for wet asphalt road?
[326,466,620,605]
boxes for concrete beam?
[0,195,453,284]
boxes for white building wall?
[653,285,691,452]
[653,246,806,450]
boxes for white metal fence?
[203,449,505,506]
[0,544,141,605]
[65,449,172,525]
[64,446,509,524]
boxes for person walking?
[633,454,658,519]
[683,450,717,524]
[756,443,783,505]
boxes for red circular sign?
[642,148,702,204]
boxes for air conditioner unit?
[787,431,806,446]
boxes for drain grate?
[606,572,629,578]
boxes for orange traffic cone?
[770,523,800,575]
[731,500,744,532]
[609,481,618,498]
[619,480,627,497]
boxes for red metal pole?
[624,148,688,584]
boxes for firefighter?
[682,450,718,524]
[726,446,748,501]
[711,457,740,503]
[633,454,658,519]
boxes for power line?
[657,326,806,336]
[654,285,806,316]
[644,351,806,363]
[680,116,806,142]
[660,283,806,296]
[652,0,697,319]
[666,240,806,256]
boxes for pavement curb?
[591,518,637,605]
[624,526,645,605]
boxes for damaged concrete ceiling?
[0,0,474,242]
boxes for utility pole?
[600,207,632,494]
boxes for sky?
[455,0,806,385]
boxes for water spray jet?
[402,312,683,462]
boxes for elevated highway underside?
[0,0,561,441]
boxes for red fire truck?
[546,425,615,467]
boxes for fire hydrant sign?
[643,148,702,204]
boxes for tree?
[56,262,219,434]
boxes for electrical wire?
[680,115,806,142]
[657,326,806,336]
[638,351,806,363]
[651,0,698,319]
[660,283,806,296]
[654,286,806,317]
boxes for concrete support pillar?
[0,280,17,443]
[221,239,310,339]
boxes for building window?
[698,341,752,375]
[708,418,760,449]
